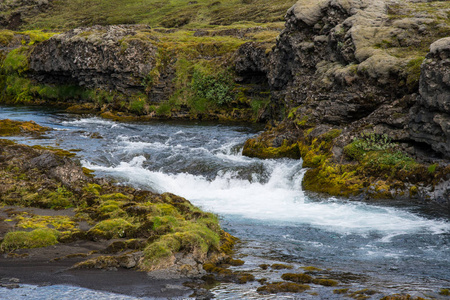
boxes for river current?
[0,106,449,299]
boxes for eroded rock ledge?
[30,25,157,94]
[239,0,450,203]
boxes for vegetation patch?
[0,119,50,136]
[0,132,234,273]
[1,228,59,252]
[257,282,310,294]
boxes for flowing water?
[1,106,449,299]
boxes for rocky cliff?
[239,0,450,202]
[239,0,450,157]
[410,38,450,158]
[1,24,279,121]
[30,25,156,95]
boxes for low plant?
[1,228,59,252]
[191,69,235,106]
[88,218,135,239]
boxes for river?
[0,105,449,299]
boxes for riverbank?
[1,0,449,204]
[1,109,449,299]
[0,118,237,298]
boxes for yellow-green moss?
[281,273,313,283]
[334,288,349,294]
[0,30,14,46]
[0,119,50,136]
[88,218,135,239]
[257,282,311,294]
[242,139,300,159]
[440,289,450,296]
[271,263,294,270]
[313,278,339,286]
[1,228,59,252]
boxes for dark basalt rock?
[29,25,157,95]
[409,37,450,159]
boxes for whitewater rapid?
[1,108,449,298]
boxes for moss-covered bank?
[0,25,275,123]
[243,121,450,202]
[0,120,235,274]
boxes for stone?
[29,25,157,95]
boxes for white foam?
[62,117,118,127]
[82,156,450,236]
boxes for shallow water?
[1,106,449,299]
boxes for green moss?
[334,288,349,294]
[257,282,311,294]
[88,218,135,239]
[237,273,255,284]
[313,278,339,286]
[271,263,293,270]
[142,235,181,267]
[83,183,102,196]
[302,266,323,272]
[406,56,425,89]
[243,139,300,159]
[44,186,75,209]
[0,30,14,46]
[281,273,313,283]
[1,228,59,252]
[0,119,49,136]
[2,47,29,75]
[440,289,450,296]
[99,193,131,201]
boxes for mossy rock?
[242,138,300,159]
[281,273,313,283]
[1,228,59,252]
[0,119,50,136]
[88,218,135,239]
[257,282,310,294]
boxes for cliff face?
[237,0,450,160]
[238,0,450,202]
[30,25,157,95]
[410,38,450,158]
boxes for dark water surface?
[1,106,449,299]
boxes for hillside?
[1,0,294,30]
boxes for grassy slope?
[20,0,295,30]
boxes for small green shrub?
[367,151,417,171]
[191,69,235,106]
[156,101,172,116]
[1,228,59,252]
[129,97,146,114]
[354,132,395,152]
[428,164,437,174]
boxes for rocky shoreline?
[0,119,242,298]
[0,0,449,297]
[1,0,449,205]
